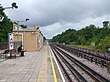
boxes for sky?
[1,0,110,39]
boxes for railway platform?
[0,45,63,82]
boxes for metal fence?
[0,42,8,50]
[0,42,22,50]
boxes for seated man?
[17,45,24,56]
[17,45,22,54]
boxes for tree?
[20,25,27,28]
[0,4,13,42]
[96,35,110,51]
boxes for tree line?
[52,22,110,52]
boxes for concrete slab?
[0,46,46,82]
[0,45,63,82]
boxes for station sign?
[8,33,14,50]
[91,42,95,47]
[9,33,14,42]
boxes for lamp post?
[0,2,18,10]
[13,18,29,50]
[16,18,29,36]
[15,18,29,47]
[0,2,18,22]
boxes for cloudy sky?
[1,0,110,39]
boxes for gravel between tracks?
[58,47,110,81]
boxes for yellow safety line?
[49,50,58,82]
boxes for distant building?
[13,24,44,51]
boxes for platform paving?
[0,45,63,82]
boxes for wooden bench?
[0,49,17,59]
[0,49,8,58]
[10,49,17,58]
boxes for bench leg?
[15,54,16,58]
[10,54,12,59]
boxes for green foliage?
[96,35,110,51]
[0,5,13,42]
[20,25,27,28]
[52,29,78,44]
[52,24,110,51]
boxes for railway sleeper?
[57,44,110,73]
[107,62,110,73]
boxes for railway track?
[51,46,87,82]
[50,44,110,82]
[57,44,110,61]
[56,44,110,69]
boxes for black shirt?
[17,46,22,52]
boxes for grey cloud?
[31,0,110,26]
[1,0,110,38]
[3,0,110,26]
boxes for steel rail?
[58,44,110,61]
[50,46,72,82]
[51,45,88,82]
[54,45,110,82]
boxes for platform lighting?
[16,18,29,38]
[16,18,29,23]
[0,2,18,10]
[0,2,18,22]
